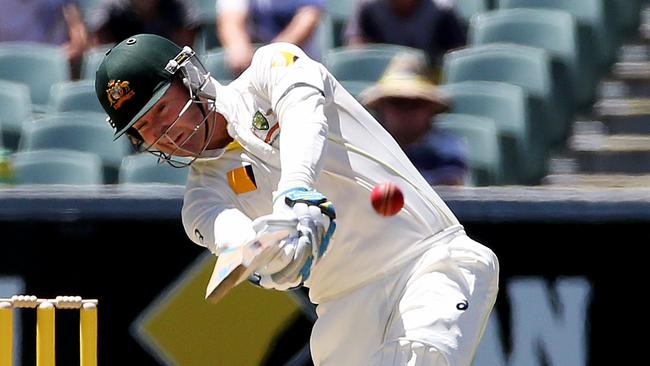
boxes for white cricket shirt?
[182,43,460,303]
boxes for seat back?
[610,0,641,39]
[443,43,571,145]
[202,48,236,82]
[76,0,101,16]
[81,44,113,80]
[498,0,617,67]
[193,0,220,52]
[435,113,503,186]
[325,44,427,82]
[0,80,32,150]
[442,80,547,183]
[18,112,131,182]
[454,0,492,23]
[470,8,596,107]
[0,42,70,111]
[49,80,105,113]
[119,153,189,185]
[339,80,374,101]
[11,149,103,185]
[326,0,355,47]
[315,14,336,59]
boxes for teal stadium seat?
[18,112,131,183]
[434,113,503,186]
[325,44,427,82]
[453,0,492,23]
[315,14,336,60]
[202,48,235,83]
[81,44,113,80]
[442,80,547,184]
[48,80,105,113]
[76,0,101,16]
[119,153,189,185]
[192,0,220,52]
[498,0,618,69]
[0,80,32,151]
[339,80,373,101]
[11,149,103,185]
[442,43,571,146]
[0,42,70,112]
[470,8,597,109]
[326,0,355,47]
[610,0,642,41]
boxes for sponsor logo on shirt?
[251,109,280,146]
[227,164,257,195]
[252,111,269,130]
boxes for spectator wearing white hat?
[361,52,468,186]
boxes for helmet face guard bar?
[165,46,212,100]
[129,46,217,168]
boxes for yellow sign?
[133,253,301,365]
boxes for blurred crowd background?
[2,2,649,365]
[1,0,650,189]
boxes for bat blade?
[205,230,291,304]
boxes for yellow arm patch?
[225,140,242,151]
[271,51,299,68]
[227,165,257,195]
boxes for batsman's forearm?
[276,88,328,191]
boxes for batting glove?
[250,187,336,290]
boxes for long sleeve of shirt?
[249,42,329,192]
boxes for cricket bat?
[205,230,291,304]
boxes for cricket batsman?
[95,34,499,365]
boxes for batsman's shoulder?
[252,42,311,68]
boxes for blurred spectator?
[88,0,198,48]
[0,0,89,78]
[217,0,324,76]
[361,52,467,185]
[345,0,466,67]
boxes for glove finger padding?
[251,216,298,236]
[250,216,298,276]
[254,235,297,276]
[270,235,312,283]
[251,188,337,290]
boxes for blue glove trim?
[318,201,337,220]
[285,190,327,206]
[319,220,336,257]
[272,187,309,205]
[299,256,314,282]
[285,190,336,220]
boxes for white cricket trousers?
[310,228,499,366]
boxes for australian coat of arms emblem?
[106,80,135,110]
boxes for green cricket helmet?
[95,34,181,139]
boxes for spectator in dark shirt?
[217,0,325,77]
[361,52,468,185]
[345,0,466,67]
[89,0,198,47]
[1,0,89,78]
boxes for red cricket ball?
[370,182,404,217]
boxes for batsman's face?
[133,80,211,157]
